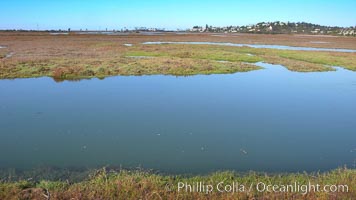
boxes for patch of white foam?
[124,44,133,47]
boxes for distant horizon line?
[1,21,355,31]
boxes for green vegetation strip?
[1,44,355,80]
[0,168,355,199]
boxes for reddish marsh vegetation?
[0,32,355,80]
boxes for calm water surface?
[0,63,355,174]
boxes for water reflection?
[0,64,355,175]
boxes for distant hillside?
[191,22,356,36]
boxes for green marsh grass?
[1,43,355,80]
[1,168,355,200]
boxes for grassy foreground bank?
[1,168,355,200]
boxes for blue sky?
[1,0,355,30]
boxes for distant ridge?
[191,21,356,36]
[1,21,355,36]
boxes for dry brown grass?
[1,168,355,200]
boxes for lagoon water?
[0,63,355,174]
[143,42,356,53]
